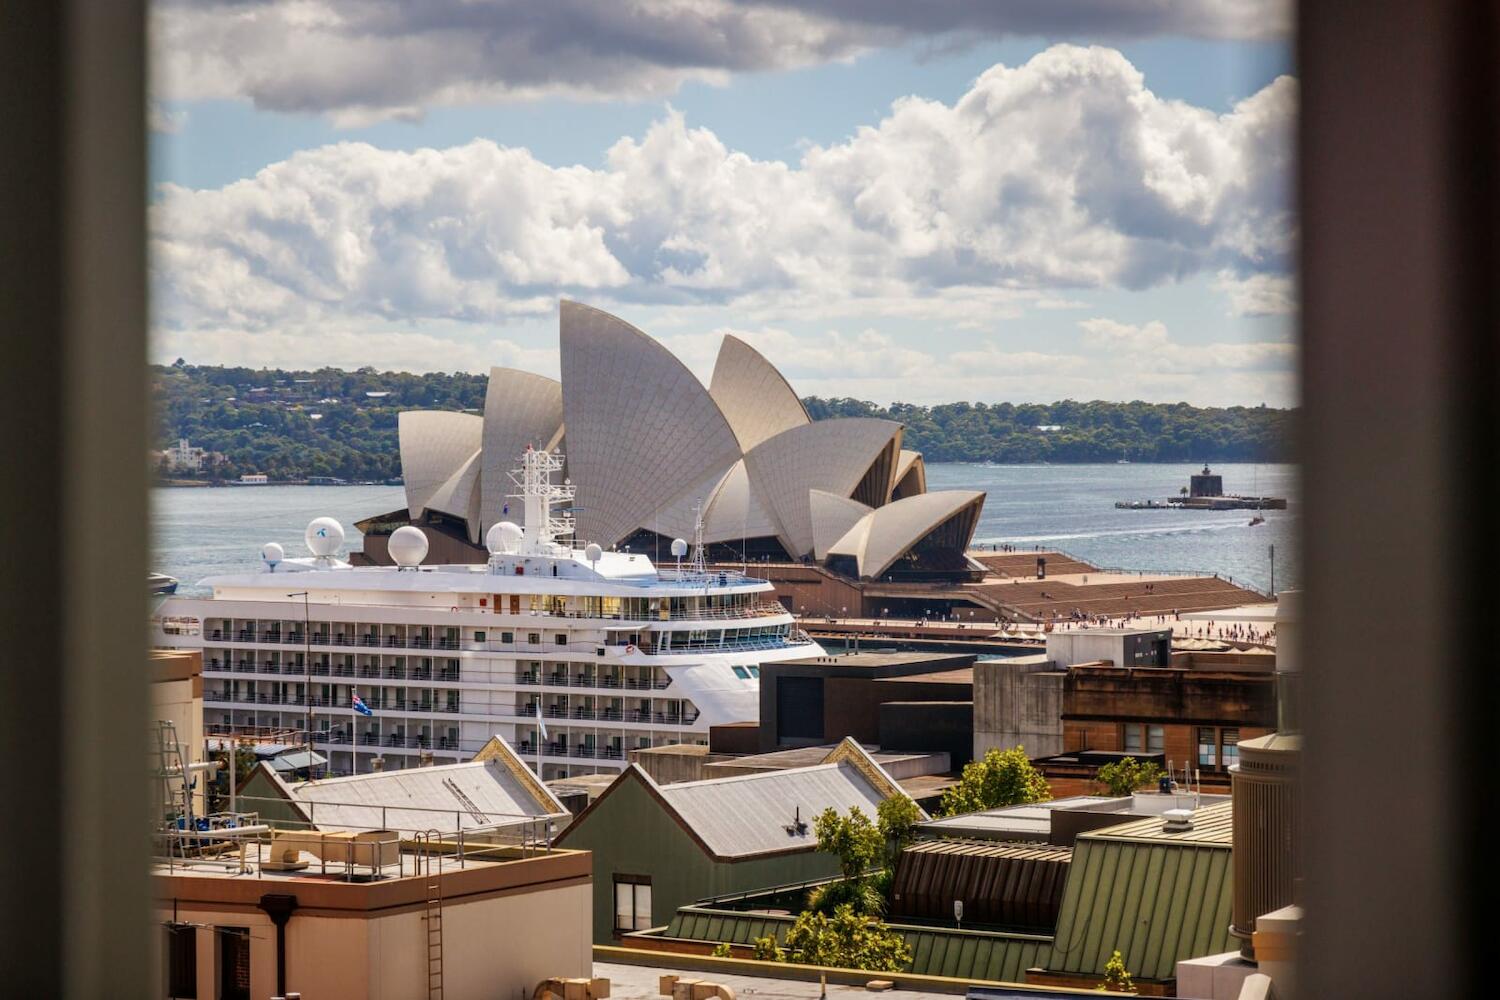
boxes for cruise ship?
[154,448,822,779]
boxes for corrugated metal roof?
[1085,801,1234,847]
[286,759,566,832]
[663,906,1050,982]
[891,840,1072,929]
[658,761,888,858]
[1046,809,1235,981]
[268,751,327,772]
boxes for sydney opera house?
[357,300,986,590]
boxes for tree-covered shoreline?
[152,362,1294,481]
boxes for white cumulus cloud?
[152,45,1296,340]
[152,0,1291,123]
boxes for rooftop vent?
[1162,808,1195,832]
[784,805,808,837]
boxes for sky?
[148,0,1296,408]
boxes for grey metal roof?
[267,751,327,772]
[918,797,1119,842]
[285,758,567,832]
[658,761,890,858]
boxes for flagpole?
[352,689,359,777]
[535,699,544,783]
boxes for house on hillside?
[554,738,921,943]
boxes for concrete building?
[757,650,975,763]
[554,739,916,943]
[159,437,213,474]
[155,842,591,1000]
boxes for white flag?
[535,700,548,741]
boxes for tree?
[1099,949,1136,993]
[783,904,911,972]
[938,746,1051,816]
[876,794,920,866]
[1095,757,1165,797]
[751,935,784,962]
[814,805,884,881]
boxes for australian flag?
[352,692,373,716]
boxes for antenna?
[506,446,574,556]
[690,499,707,575]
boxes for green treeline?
[152,362,1293,481]
[152,362,487,482]
[804,397,1294,464]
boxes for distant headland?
[152,361,1294,483]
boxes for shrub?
[939,747,1051,816]
[1095,757,1165,797]
[783,904,911,973]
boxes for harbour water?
[153,462,1297,597]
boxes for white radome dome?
[486,520,524,555]
[388,525,429,568]
[261,542,284,568]
[305,517,345,557]
[584,543,603,564]
[669,537,689,558]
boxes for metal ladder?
[152,720,194,850]
[441,776,490,825]
[417,830,445,1000]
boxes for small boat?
[1248,515,1266,527]
[149,572,179,595]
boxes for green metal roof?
[1045,816,1235,982]
[662,905,1050,982]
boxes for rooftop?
[658,762,890,858]
[918,797,1118,842]
[1082,800,1234,848]
[244,735,568,833]
[560,739,916,860]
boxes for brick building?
[976,628,1278,795]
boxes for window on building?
[166,923,196,999]
[501,631,513,643]
[1222,728,1241,767]
[1123,725,1143,753]
[555,634,567,646]
[218,926,250,1000]
[528,633,540,645]
[613,875,652,934]
[474,630,485,642]
[1147,725,1165,755]
[748,666,760,678]
[731,665,750,679]
[1198,727,1218,767]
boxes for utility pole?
[1268,544,1276,596]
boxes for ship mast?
[508,446,575,555]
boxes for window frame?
[612,873,653,935]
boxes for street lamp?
[287,592,312,777]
